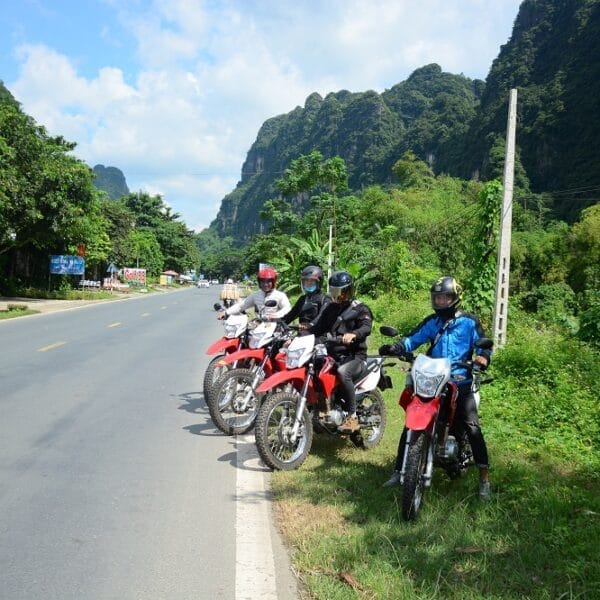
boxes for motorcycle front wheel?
[203,354,230,405]
[254,392,313,471]
[402,430,429,521]
[350,389,387,449]
[209,368,262,435]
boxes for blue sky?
[0,0,523,232]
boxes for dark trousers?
[336,357,366,415]
[394,386,489,470]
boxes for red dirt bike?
[203,304,249,405]
[253,329,396,471]
[208,319,297,435]
[384,331,493,520]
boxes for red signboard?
[123,268,146,284]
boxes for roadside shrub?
[518,282,577,327]
[578,302,600,347]
[7,303,28,311]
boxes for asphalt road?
[0,288,298,600]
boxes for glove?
[393,340,407,355]
[378,344,395,355]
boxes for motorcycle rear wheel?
[402,430,428,521]
[350,389,387,449]
[255,392,313,471]
[209,368,262,435]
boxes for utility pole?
[492,88,518,348]
[327,225,334,291]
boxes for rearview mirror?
[213,302,223,311]
[379,326,398,337]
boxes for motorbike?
[384,331,493,521]
[208,319,297,435]
[203,304,249,405]
[253,328,397,471]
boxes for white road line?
[37,341,67,352]
[108,322,122,328]
[236,434,278,600]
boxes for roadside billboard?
[123,268,146,284]
[50,255,85,275]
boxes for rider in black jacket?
[309,270,373,433]
[283,265,331,329]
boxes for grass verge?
[0,308,40,319]
[270,297,599,600]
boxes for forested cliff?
[211,0,600,241]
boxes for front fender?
[256,368,306,393]
[206,337,239,355]
[403,395,440,431]
[219,347,264,366]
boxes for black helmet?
[301,265,323,293]
[329,270,354,302]
[430,276,462,315]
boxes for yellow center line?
[108,322,122,328]
[141,312,150,317]
[38,341,67,352]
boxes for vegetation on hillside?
[210,0,600,241]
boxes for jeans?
[336,357,366,415]
[394,385,489,470]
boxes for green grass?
[271,301,600,600]
[0,308,40,319]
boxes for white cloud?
[6,0,522,232]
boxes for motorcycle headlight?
[414,373,445,398]
[286,347,304,368]
[249,332,265,348]
[224,324,238,338]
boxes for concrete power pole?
[492,88,518,348]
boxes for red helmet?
[258,267,278,289]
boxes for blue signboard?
[50,255,85,275]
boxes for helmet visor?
[329,285,350,302]
[432,292,454,309]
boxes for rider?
[283,265,331,330]
[379,276,493,500]
[217,267,291,321]
[220,278,240,308]
[308,270,373,433]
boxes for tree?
[391,151,434,189]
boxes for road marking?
[236,434,278,600]
[160,306,167,310]
[37,341,66,352]
[141,312,150,317]
[108,322,122,328]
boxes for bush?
[518,282,577,329]
[578,302,600,347]
[7,303,28,311]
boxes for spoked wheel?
[209,368,262,435]
[350,389,387,449]
[203,355,230,406]
[401,430,429,521]
[254,392,313,471]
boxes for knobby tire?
[255,391,313,471]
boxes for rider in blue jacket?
[380,276,492,500]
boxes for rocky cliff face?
[92,164,130,200]
[212,65,482,242]
[212,0,600,241]
[462,0,600,218]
